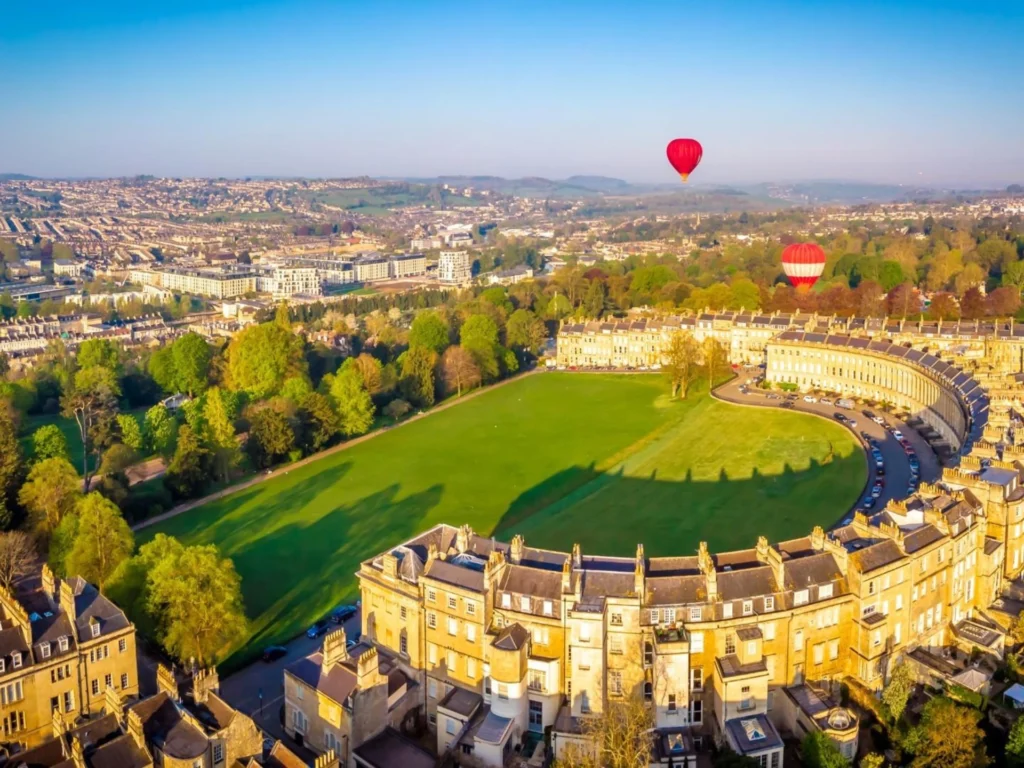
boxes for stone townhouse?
[0,566,138,751]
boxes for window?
[872,630,882,647]
[466,602,476,617]
[447,651,457,673]
[819,584,833,599]
[448,618,458,636]
[764,596,775,612]
[428,643,437,665]
[400,633,408,656]
[609,634,623,655]
[90,623,100,638]
[690,632,704,653]
[428,679,437,699]
[104,673,112,689]
[448,595,457,610]
[610,612,623,626]
[794,590,809,606]
[690,699,702,724]
[868,581,876,595]
[813,643,824,665]
[742,600,753,616]
[740,685,754,711]
[60,636,70,653]
[664,608,677,624]
[580,624,592,642]
[723,603,734,619]
[91,679,99,696]
[689,606,702,621]
[39,643,50,659]
[691,667,703,692]
[63,690,74,713]
[501,593,511,609]
[649,609,660,624]
[121,673,129,690]
[292,709,308,734]
[762,622,776,641]
[466,624,476,642]
[794,630,804,651]
[0,681,23,706]
[543,600,553,616]
[428,588,437,603]
[427,611,437,629]
[528,668,546,691]
[520,596,531,612]
[496,683,508,700]
[644,641,654,666]
[667,694,677,713]
[643,682,653,702]
[446,718,457,735]
[895,594,903,611]
[725,633,736,655]
[828,639,839,660]
[213,744,224,763]
[609,670,623,697]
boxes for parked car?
[871,484,883,498]
[892,429,905,440]
[820,398,833,405]
[872,415,886,425]
[861,496,876,509]
[847,419,858,428]
[862,410,876,419]
[803,395,817,403]
[306,620,329,639]
[262,645,288,663]
[833,412,846,422]
[332,605,358,624]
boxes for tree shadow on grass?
[492,450,865,558]
[221,481,444,671]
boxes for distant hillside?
[741,181,945,204]
[0,173,37,181]
[404,174,686,199]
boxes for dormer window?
[11,652,21,669]
[0,659,5,673]
[58,636,68,653]
[39,644,50,659]
[90,623,100,638]
[819,584,834,599]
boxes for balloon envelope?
[666,138,703,182]
[781,243,826,288]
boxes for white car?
[803,395,817,403]
[820,398,832,405]
[872,416,885,425]
[892,429,904,440]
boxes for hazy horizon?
[2,0,1022,186]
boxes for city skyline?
[1,0,1022,185]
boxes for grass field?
[19,408,147,473]
[140,373,864,666]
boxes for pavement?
[219,609,362,758]
[715,371,941,527]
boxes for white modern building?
[438,251,473,284]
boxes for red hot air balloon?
[666,138,703,182]
[781,243,826,289]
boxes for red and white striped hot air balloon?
[781,242,826,289]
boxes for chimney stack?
[322,628,348,668]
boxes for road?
[219,610,362,756]
[715,373,941,527]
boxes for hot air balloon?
[781,243,826,289]
[666,138,703,182]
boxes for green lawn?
[140,373,864,667]
[19,408,148,474]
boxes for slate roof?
[285,651,357,706]
[353,727,435,768]
[128,691,208,760]
[492,623,530,651]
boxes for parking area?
[716,371,941,527]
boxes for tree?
[330,368,376,437]
[383,398,411,421]
[349,353,384,395]
[30,421,70,462]
[1008,610,1024,646]
[246,406,295,467]
[711,748,760,767]
[116,413,144,452]
[583,280,608,318]
[1007,715,1024,767]
[399,347,437,408]
[555,696,653,768]
[279,375,313,405]
[164,425,209,500]
[905,697,988,768]
[886,283,918,318]
[954,262,986,295]
[143,404,177,457]
[665,331,701,399]
[96,443,136,507]
[0,405,21,528]
[1002,260,1024,292]
[225,321,306,400]
[987,286,1021,317]
[67,493,133,592]
[61,365,120,491]
[18,457,81,541]
[926,292,960,321]
[460,314,500,382]
[506,309,547,356]
[203,387,241,483]
[147,346,176,393]
[297,392,339,453]
[408,311,450,356]
[860,754,887,768]
[882,663,914,724]
[171,333,212,396]
[0,532,33,592]
[145,541,247,666]
[76,339,122,376]
[801,732,847,768]
[440,346,481,397]
[702,337,728,392]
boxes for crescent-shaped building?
[284,313,1024,768]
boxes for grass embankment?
[141,373,864,667]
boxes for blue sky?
[1,0,1022,184]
